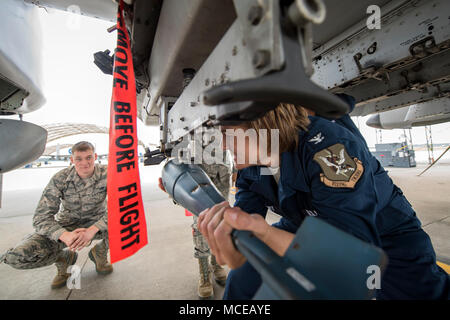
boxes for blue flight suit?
[224,95,449,300]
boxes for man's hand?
[197,201,270,269]
[68,226,99,251]
[59,231,82,248]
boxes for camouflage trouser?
[192,163,230,259]
[0,221,108,270]
[192,215,210,259]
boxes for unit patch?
[313,143,364,188]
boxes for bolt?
[248,5,263,26]
[180,117,185,121]
[252,50,270,69]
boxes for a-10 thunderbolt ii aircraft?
[2,0,449,166]
[1,0,449,299]
[0,0,47,174]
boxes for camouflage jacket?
[198,150,234,197]
[32,164,108,241]
[200,162,232,198]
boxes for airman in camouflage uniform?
[0,141,113,289]
[193,153,233,299]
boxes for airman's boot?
[88,240,113,275]
[198,257,213,300]
[210,254,227,286]
[52,250,78,289]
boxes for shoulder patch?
[312,143,364,188]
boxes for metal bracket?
[202,0,347,119]
[353,52,390,82]
[143,148,166,166]
[202,31,349,119]
[287,0,326,76]
[409,36,439,58]
[164,0,348,147]
[93,49,114,75]
[158,96,177,151]
[232,0,285,75]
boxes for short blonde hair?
[246,103,310,153]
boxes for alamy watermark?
[66,264,81,289]
[66,5,81,30]
[366,5,381,30]
[170,126,280,175]
[366,265,381,290]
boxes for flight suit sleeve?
[305,139,380,245]
[233,171,268,218]
[32,176,67,242]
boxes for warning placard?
[107,0,148,263]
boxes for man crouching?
[0,141,112,289]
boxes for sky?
[16,7,158,155]
[3,7,450,155]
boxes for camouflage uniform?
[1,164,108,269]
[192,161,232,259]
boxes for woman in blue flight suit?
[197,94,449,300]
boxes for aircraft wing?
[311,0,450,118]
[23,0,117,22]
[0,0,45,116]
[23,0,450,145]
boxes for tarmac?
[0,162,449,300]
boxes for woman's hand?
[197,201,270,269]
